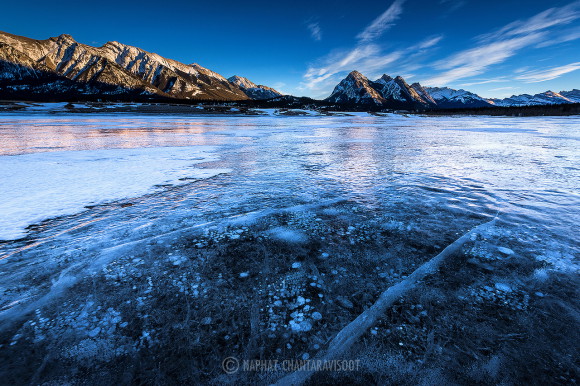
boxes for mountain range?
[326,71,438,109]
[487,90,580,107]
[325,71,580,109]
[0,31,578,109]
[228,75,282,100]
[0,31,281,101]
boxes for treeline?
[2,77,579,116]
[424,103,580,116]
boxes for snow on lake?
[0,146,229,240]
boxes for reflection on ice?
[0,113,577,258]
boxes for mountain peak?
[378,74,393,83]
[228,75,257,89]
[372,74,432,106]
[53,33,76,43]
[425,86,491,108]
[410,82,437,105]
[347,70,366,80]
[328,71,436,107]
[103,41,122,47]
[326,71,384,105]
[228,75,282,100]
[488,89,579,106]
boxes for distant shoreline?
[1,100,579,117]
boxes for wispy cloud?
[301,44,401,94]
[272,82,287,94]
[414,35,444,50]
[425,1,580,86]
[301,36,442,96]
[480,2,580,41]
[488,86,519,92]
[439,0,466,13]
[536,26,580,48]
[301,0,444,97]
[357,0,406,42]
[515,62,580,82]
[426,34,544,85]
[459,77,509,87]
[307,22,322,42]
[514,66,530,74]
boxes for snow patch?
[0,146,230,240]
[267,227,308,244]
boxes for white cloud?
[536,26,580,48]
[439,0,466,13]
[459,77,509,86]
[514,66,530,74]
[301,44,401,94]
[301,1,411,97]
[425,33,544,85]
[300,1,447,97]
[415,35,444,50]
[488,86,519,92]
[424,1,580,86]
[515,62,580,82]
[301,35,443,97]
[356,0,406,42]
[271,82,288,94]
[307,22,322,41]
[480,1,580,42]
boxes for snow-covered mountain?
[424,87,492,108]
[487,90,580,107]
[0,31,249,100]
[326,71,434,108]
[2,30,579,108]
[374,75,436,106]
[410,82,437,105]
[327,71,580,110]
[326,71,387,105]
[560,89,580,103]
[228,75,282,100]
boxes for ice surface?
[0,112,578,385]
[0,146,230,240]
[267,227,309,244]
[0,113,577,274]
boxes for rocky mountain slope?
[374,75,436,107]
[326,71,386,105]
[326,71,434,108]
[327,71,579,110]
[0,31,249,100]
[424,87,492,108]
[1,30,578,108]
[410,82,437,105]
[228,75,282,99]
[561,89,580,102]
[487,90,580,107]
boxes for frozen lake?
[0,112,578,384]
[1,113,578,261]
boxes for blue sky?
[1,0,579,98]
